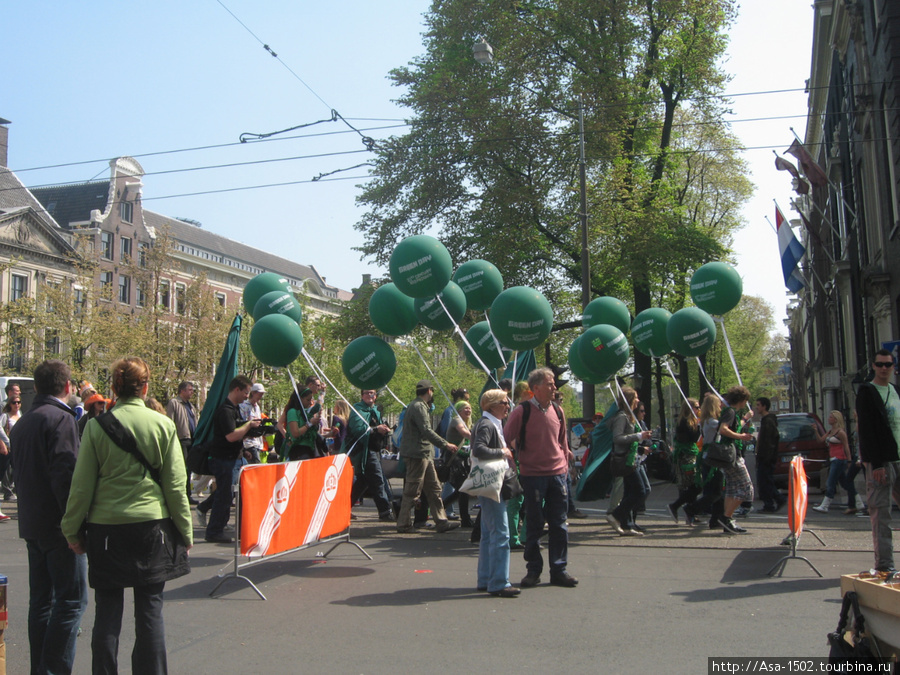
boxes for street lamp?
[473,38,593,417]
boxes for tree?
[355,0,749,420]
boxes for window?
[11,274,27,301]
[136,282,147,308]
[7,326,26,371]
[175,283,186,315]
[119,201,133,223]
[121,237,132,262]
[215,292,226,307]
[100,271,113,289]
[45,330,60,356]
[139,243,148,268]
[74,287,85,316]
[118,275,131,304]
[159,280,170,309]
[100,231,114,260]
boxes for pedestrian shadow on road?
[331,586,490,607]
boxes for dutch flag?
[775,204,805,293]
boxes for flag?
[786,139,828,188]
[775,155,809,194]
[775,204,806,293]
[193,314,242,447]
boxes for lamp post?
[473,38,594,417]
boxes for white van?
[0,377,35,412]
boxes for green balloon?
[690,262,743,315]
[666,307,717,357]
[463,321,512,370]
[243,272,292,315]
[489,286,553,351]
[568,336,613,385]
[413,281,467,331]
[631,308,672,358]
[578,324,630,376]
[252,290,302,324]
[368,283,418,336]
[389,235,453,298]
[341,336,397,389]
[250,314,304,368]
[452,259,504,311]
[582,296,631,334]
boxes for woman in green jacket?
[62,357,191,675]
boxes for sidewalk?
[0,479,881,674]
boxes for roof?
[143,210,345,297]
[0,168,63,230]
[30,181,108,228]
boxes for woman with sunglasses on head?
[811,410,857,514]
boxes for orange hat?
[84,393,107,408]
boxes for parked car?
[772,412,829,490]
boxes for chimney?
[0,118,10,168]
[362,273,372,286]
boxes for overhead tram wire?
[214,0,376,150]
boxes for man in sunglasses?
[856,348,900,573]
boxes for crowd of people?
[4,348,898,672]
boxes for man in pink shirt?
[503,367,578,588]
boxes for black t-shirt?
[210,398,245,460]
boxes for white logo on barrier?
[304,455,348,545]
[323,465,339,503]
[246,461,301,558]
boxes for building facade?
[787,0,900,417]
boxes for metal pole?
[579,98,594,418]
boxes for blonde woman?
[605,386,652,536]
[811,410,858,514]
[331,400,351,453]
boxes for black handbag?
[500,466,523,500]
[186,441,211,475]
[609,454,636,477]
[701,442,736,469]
[827,591,883,665]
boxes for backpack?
[390,407,407,452]
[516,400,564,454]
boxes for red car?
[772,412,830,489]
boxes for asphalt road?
[0,473,885,675]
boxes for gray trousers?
[864,460,900,571]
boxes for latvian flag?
[776,204,805,293]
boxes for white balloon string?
[713,317,743,387]
[434,295,498,385]
[612,377,639,426]
[409,336,455,416]
[512,351,518,386]
[300,348,368,426]
[384,386,407,409]
[695,357,724,402]
[663,359,697,420]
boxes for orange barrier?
[210,454,371,600]
[240,455,353,557]
[787,454,808,537]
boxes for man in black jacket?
[754,397,785,512]
[856,349,900,573]
[11,359,87,674]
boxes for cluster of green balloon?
[576,324,630,380]
[568,335,613,385]
[666,307,717,357]
[368,283,418,336]
[243,273,305,368]
[582,296,631,334]
[631,308,672,358]
[690,262,743,315]
[463,321,512,370]
[341,336,397,389]
[489,286,553,351]
[414,281,467,331]
[452,259,504,311]
[389,235,454,299]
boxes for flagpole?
[788,127,857,219]
[768,211,829,297]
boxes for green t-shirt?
[873,384,900,449]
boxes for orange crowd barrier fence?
[210,454,372,600]
[767,454,823,577]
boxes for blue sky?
[4,0,812,331]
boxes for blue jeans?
[205,456,241,538]
[477,495,511,592]
[520,474,569,577]
[26,539,88,675]
[824,458,856,502]
[92,582,167,675]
